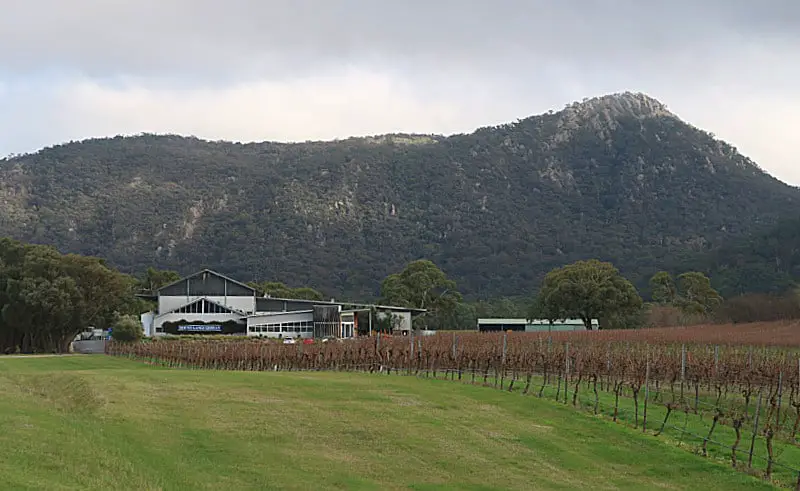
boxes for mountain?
[1,92,797,299]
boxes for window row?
[250,321,314,333]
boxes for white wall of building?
[377,311,412,332]
[140,311,155,337]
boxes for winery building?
[138,269,424,338]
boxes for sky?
[1,0,798,185]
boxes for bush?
[111,315,144,342]
[601,306,649,330]
[645,304,709,328]
[714,292,800,324]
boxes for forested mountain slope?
[1,92,797,298]
[696,217,800,297]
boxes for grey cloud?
[1,1,799,185]
[2,0,799,80]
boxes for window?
[249,319,314,335]
[174,299,236,315]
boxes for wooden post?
[680,344,686,403]
[500,333,508,389]
[681,344,686,380]
[776,371,784,431]
[564,342,570,404]
[643,350,650,432]
[748,389,763,469]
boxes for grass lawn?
[528,375,800,487]
[0,356,779,490]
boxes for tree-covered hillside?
[697,217,800,297]
[0,92,797,299]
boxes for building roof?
[156,269,256,294]
[141,269,423,314]
[247,310,314,318]
[259,296,426,314]
[528,319,598,325]
[477,318,529,325]
[478,318,597,325]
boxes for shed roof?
[477,318,529,325]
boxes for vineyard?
[108,321,800,489]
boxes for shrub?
[714,292,800,324]
[111,315,144,342]
[645,304,708,328]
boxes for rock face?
[0,92,797,298]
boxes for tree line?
[377,259,799,330]
[2,233,797,353]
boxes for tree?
[677,272,722,315]
[533,260,643,330]
[475,297,529,319]
[427,302,477,330]
[0,238,135,353]
[289,287,325,301]
[247,281,324,301]
[111,315,143,342]
[380,260,462,329]
[650,271,678,304]
[138,267,181,293]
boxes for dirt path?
[1,354,86,358]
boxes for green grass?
[0,356,780,491]
[526,375,800,487]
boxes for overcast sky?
[1,0,798,185]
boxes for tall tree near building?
[650,271,678,304]
[247,281,324,301]
[533,259,643,330]
[648,271,723,315]
[380,259,462,328]
[138,267,181,293]
[677,271,723,315]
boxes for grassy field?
[0,356,779,490]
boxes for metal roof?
[477,318,529,325]
[247,310,314,318]
[528,319,597,325]
[259,296,425,314]
[478,318,597,325]
[156,269,256,293]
